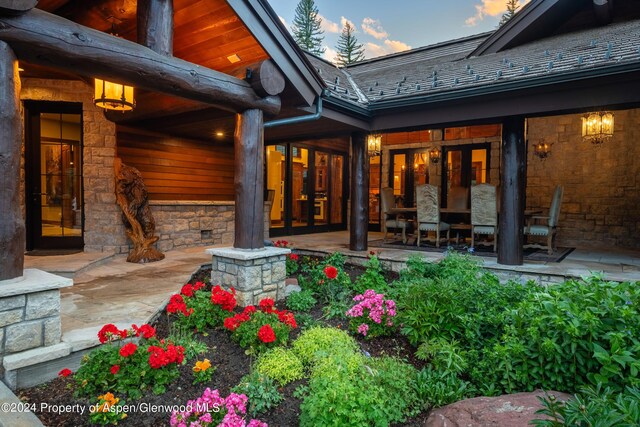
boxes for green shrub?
[285,289,317,312]
[416,338,468,375]
[532,385,640,427]
[232,371,284,417]
[255,347,304,386]
[292,327,359,367]
[294,313,318,330]
[413,367,473,409]
[351,256,390,295]
[297,253,352,306]
[487,276,640,393]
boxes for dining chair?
[470,184,498,252]
[525,185,564,254]
[416,184,450,247]
[380,187,409,243]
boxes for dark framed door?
[441,143,491,209]
[266,142,348,236]
[24,101,84,250]
[388,148,432,208]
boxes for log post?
[0,40,24,281]
[498,116,526,265]
[349,132,369,251]
[234,109,264,250]
[0,0,37,15]
[137,0,173,56]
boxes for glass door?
[25,102,83,250]
[388,149,431,208]
[442,143,490,209]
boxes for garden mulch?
[20,263,431,427]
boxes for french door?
[441,143,491,209]
[266,143,348,236]
[387,148,432,208]
[24,101,84,250]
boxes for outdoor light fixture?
[94,78,135,111]
[367,133,382,157]
[533,141,551,159]
[429,148,441,164]
[581,111,614,145]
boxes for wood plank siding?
[117,127,234,201]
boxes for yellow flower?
[193,358,211,373]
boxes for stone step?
[0,379,44,427]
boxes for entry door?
[24,101,84,250]
[388,148,431,207]
[441,144,490,209]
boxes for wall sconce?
[533,141,551,159]
[94,78,135,111]
[429,148,441,164]
[582,111,614,145]
[367,133,382,157]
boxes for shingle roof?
[310,19,640,107]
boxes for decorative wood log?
[244,60,286,97]
[0,8,282,115]
[234,109,264,250]
[349,132,369,251]
[137,0,173,56]
[114,158,165,263]
[0,0,37,15]
[498,116,526,265]
[0,41,24,281]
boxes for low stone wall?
[149,201,272,252]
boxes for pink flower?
[357,324,369,336]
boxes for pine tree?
[499,0,521,26]
[335,21,365,66]
[291,0,325,55]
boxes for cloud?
[465,0,530,26]
[323,45,338,64]
[365,39,411,58]
[340,16,355,29]
[361,17,388,40]
[319,14,340,33]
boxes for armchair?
[416,184,450,247]
[470,184,498,252]
[525,185,564,254]
[380,187,409,243]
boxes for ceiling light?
[227,54,241,64]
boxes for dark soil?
[20,262,430,427]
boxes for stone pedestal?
[1,269,72,389]
[206,247,290,307]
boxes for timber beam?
[0,8,282,115]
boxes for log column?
[498,116,526,265]
[234,109,264,249]
[137,0,174,56]
[349,132,369,251]
[0,40,24,281]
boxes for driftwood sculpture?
[114,158,164,263]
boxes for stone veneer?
[207,247,290,307]
[20,78,128,253]
[0,270,72,388]
[527,109,640,249]
[151,201,272,252]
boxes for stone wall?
[20,78,128,254]
[151,201,272,252]
[527,109,640,249]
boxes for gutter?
[264,91,326,128]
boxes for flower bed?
[19,252,640,426]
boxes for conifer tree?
[291,0,325,55]
[335,21,365,66]
[499,0,521,26]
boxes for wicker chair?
[525,185,564,254]
[416,184,450,247]
[470,184,498,252]
[380,187,409,243]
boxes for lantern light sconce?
[533,141,551,159]
[581,111,614,145]
[94,78,135,111]
[367,133,382,157]
[429,147,441,164]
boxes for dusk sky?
[270,0,530,62]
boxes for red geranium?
[133,323,156,339]
[243,305,257,315]
[118,329,129,340]
[110,365,120,375]
[119,343,138,358]
[167,294,191,316]
[324,265,338,280]
[277,311,297,329]
[181,283,195,297]
[288,253,299,261]
[193,281,206,292]
[257,324,276,343]
[97,324,120,344]
[148,344,185,369]
[223,312,251,331]
[58,368,72,377]
[259,298,275,313]
[211,285,237,311]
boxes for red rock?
[425,390,573,427]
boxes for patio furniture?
[470,184,498,252]
[525,185,564,255]
[416,184,450,247]
[381,187,409,243]
[448,186,469,210]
